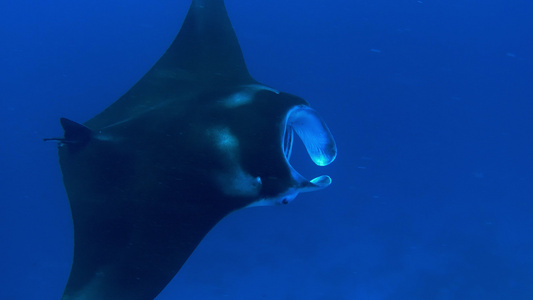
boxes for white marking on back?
[225,84,279,107]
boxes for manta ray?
[47,0,336,299]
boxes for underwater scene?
[1,0,532,299]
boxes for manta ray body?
[49,0,336,299]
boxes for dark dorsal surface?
[85,0,256,130]
[56,0,337,299]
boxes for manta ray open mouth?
[282,105,337,193]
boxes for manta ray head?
[209,84,337,207]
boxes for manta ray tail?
[44,118,92,152]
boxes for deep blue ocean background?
[2,0,532,299]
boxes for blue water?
[2,0,532,299]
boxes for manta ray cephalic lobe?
[47,0,337,299]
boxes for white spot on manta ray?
[224,84,279,107]
[217,169,262,197]
[208,127,239,151]
[206,126,262,197]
